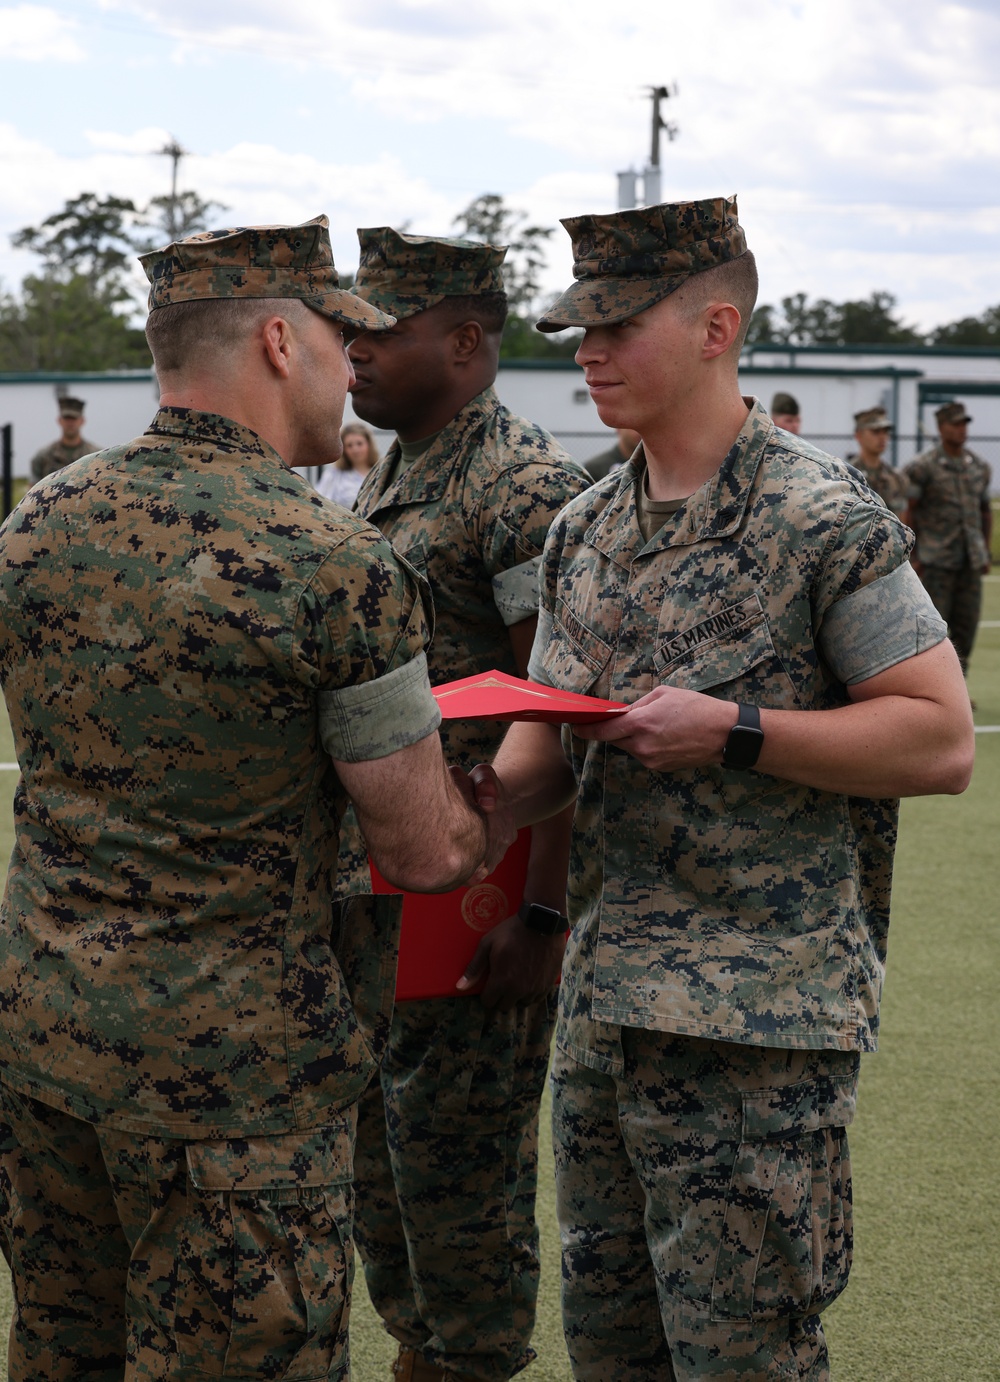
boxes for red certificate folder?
[370,828,533,1000]
[432,669,628,723]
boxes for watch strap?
[722,702,764,770]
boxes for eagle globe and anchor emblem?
[461,882,511,933]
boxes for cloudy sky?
[2,0,998,332]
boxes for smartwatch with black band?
[518,901,568,936]
[722,702,764,770]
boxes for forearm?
[491,721,579,828]
[754,694,971,798]
[576,643,974,802]
[336,730,489,893]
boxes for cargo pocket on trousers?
[177,1122,354,1379]
[710,1077,855,1323]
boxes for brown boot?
[391,1345,471,1381]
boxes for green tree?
[837,291,923,345]
[12,193,140,299]
[7,193,152,370]
[452,193,553,315]
[451,193,579,358]
[930,304,1000,347]
[745,304,779,345]
[137,189,228,249]
[747,290,925,347]
[0,273,150,372]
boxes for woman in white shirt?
[315,423,380,509]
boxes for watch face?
[522,903,566,936]
[724,725,764,770]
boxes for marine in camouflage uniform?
[903,401,993,675]
[347,228,590,1382]
[849,406,907,515]
[490,197,972,1380]
[0,217,505,1382]
[28,395,99,480]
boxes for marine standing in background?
[904,400,993,680]
[29,395,99,480]
[347,227,590,1382]
[487,195,973,1380]
[769,389,801,434]
[583,426,640,481]
[850,406,907,513]
[0,216,512,1381]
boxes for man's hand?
[457,763,516,881]
[573,685,734,772]
[456,913,566,1011]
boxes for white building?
[2,343,998,495]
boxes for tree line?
[1,192,997,373]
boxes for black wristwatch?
[518,901,568,936]
[722,703,764,770]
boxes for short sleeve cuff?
[318,652,441,763]
[526,605,555,685]
[820,563,948,686]
[492,555,542,627]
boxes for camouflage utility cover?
[354,385,589,770]
[935,401,972,424]
[904,441,992,570]
[854,407,892,431]
[528,400,947,1056]
[141,214,395,332]
[0,407,438,1138]
[537,194,746,332]
[353,227,507,320]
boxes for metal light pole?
[617,85,679,209]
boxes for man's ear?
[261,315,294,378]
[702,303,742,361]
[450,319,483,364]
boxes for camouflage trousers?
[920,561,983,672]
[353,992,558,1381]
[551,1030,860,1381]
[0,1081,357,1380]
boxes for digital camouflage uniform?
[854,454,907,515]
[349,228,590,1381]
[583,442,626,482]
[903,419,992,673]
[0,219,445,1381]
[530,200,949,1380]
[29,434,99,480]
[849,408,907,516]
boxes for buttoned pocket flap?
[654,596,774,692]
[741,1075,857,1143]
[185,1120,354,1192]
[546,596,614,683]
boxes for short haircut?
[145,297,313,375]
[673,250,759,355]
[429,290,508,336]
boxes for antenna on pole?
[648,85,679,169]
[156,136,188,239]
[617,85,679,209]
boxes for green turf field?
[0,580,997,1380]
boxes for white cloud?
[0,4,85,60]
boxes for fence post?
[1,424,12,521]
